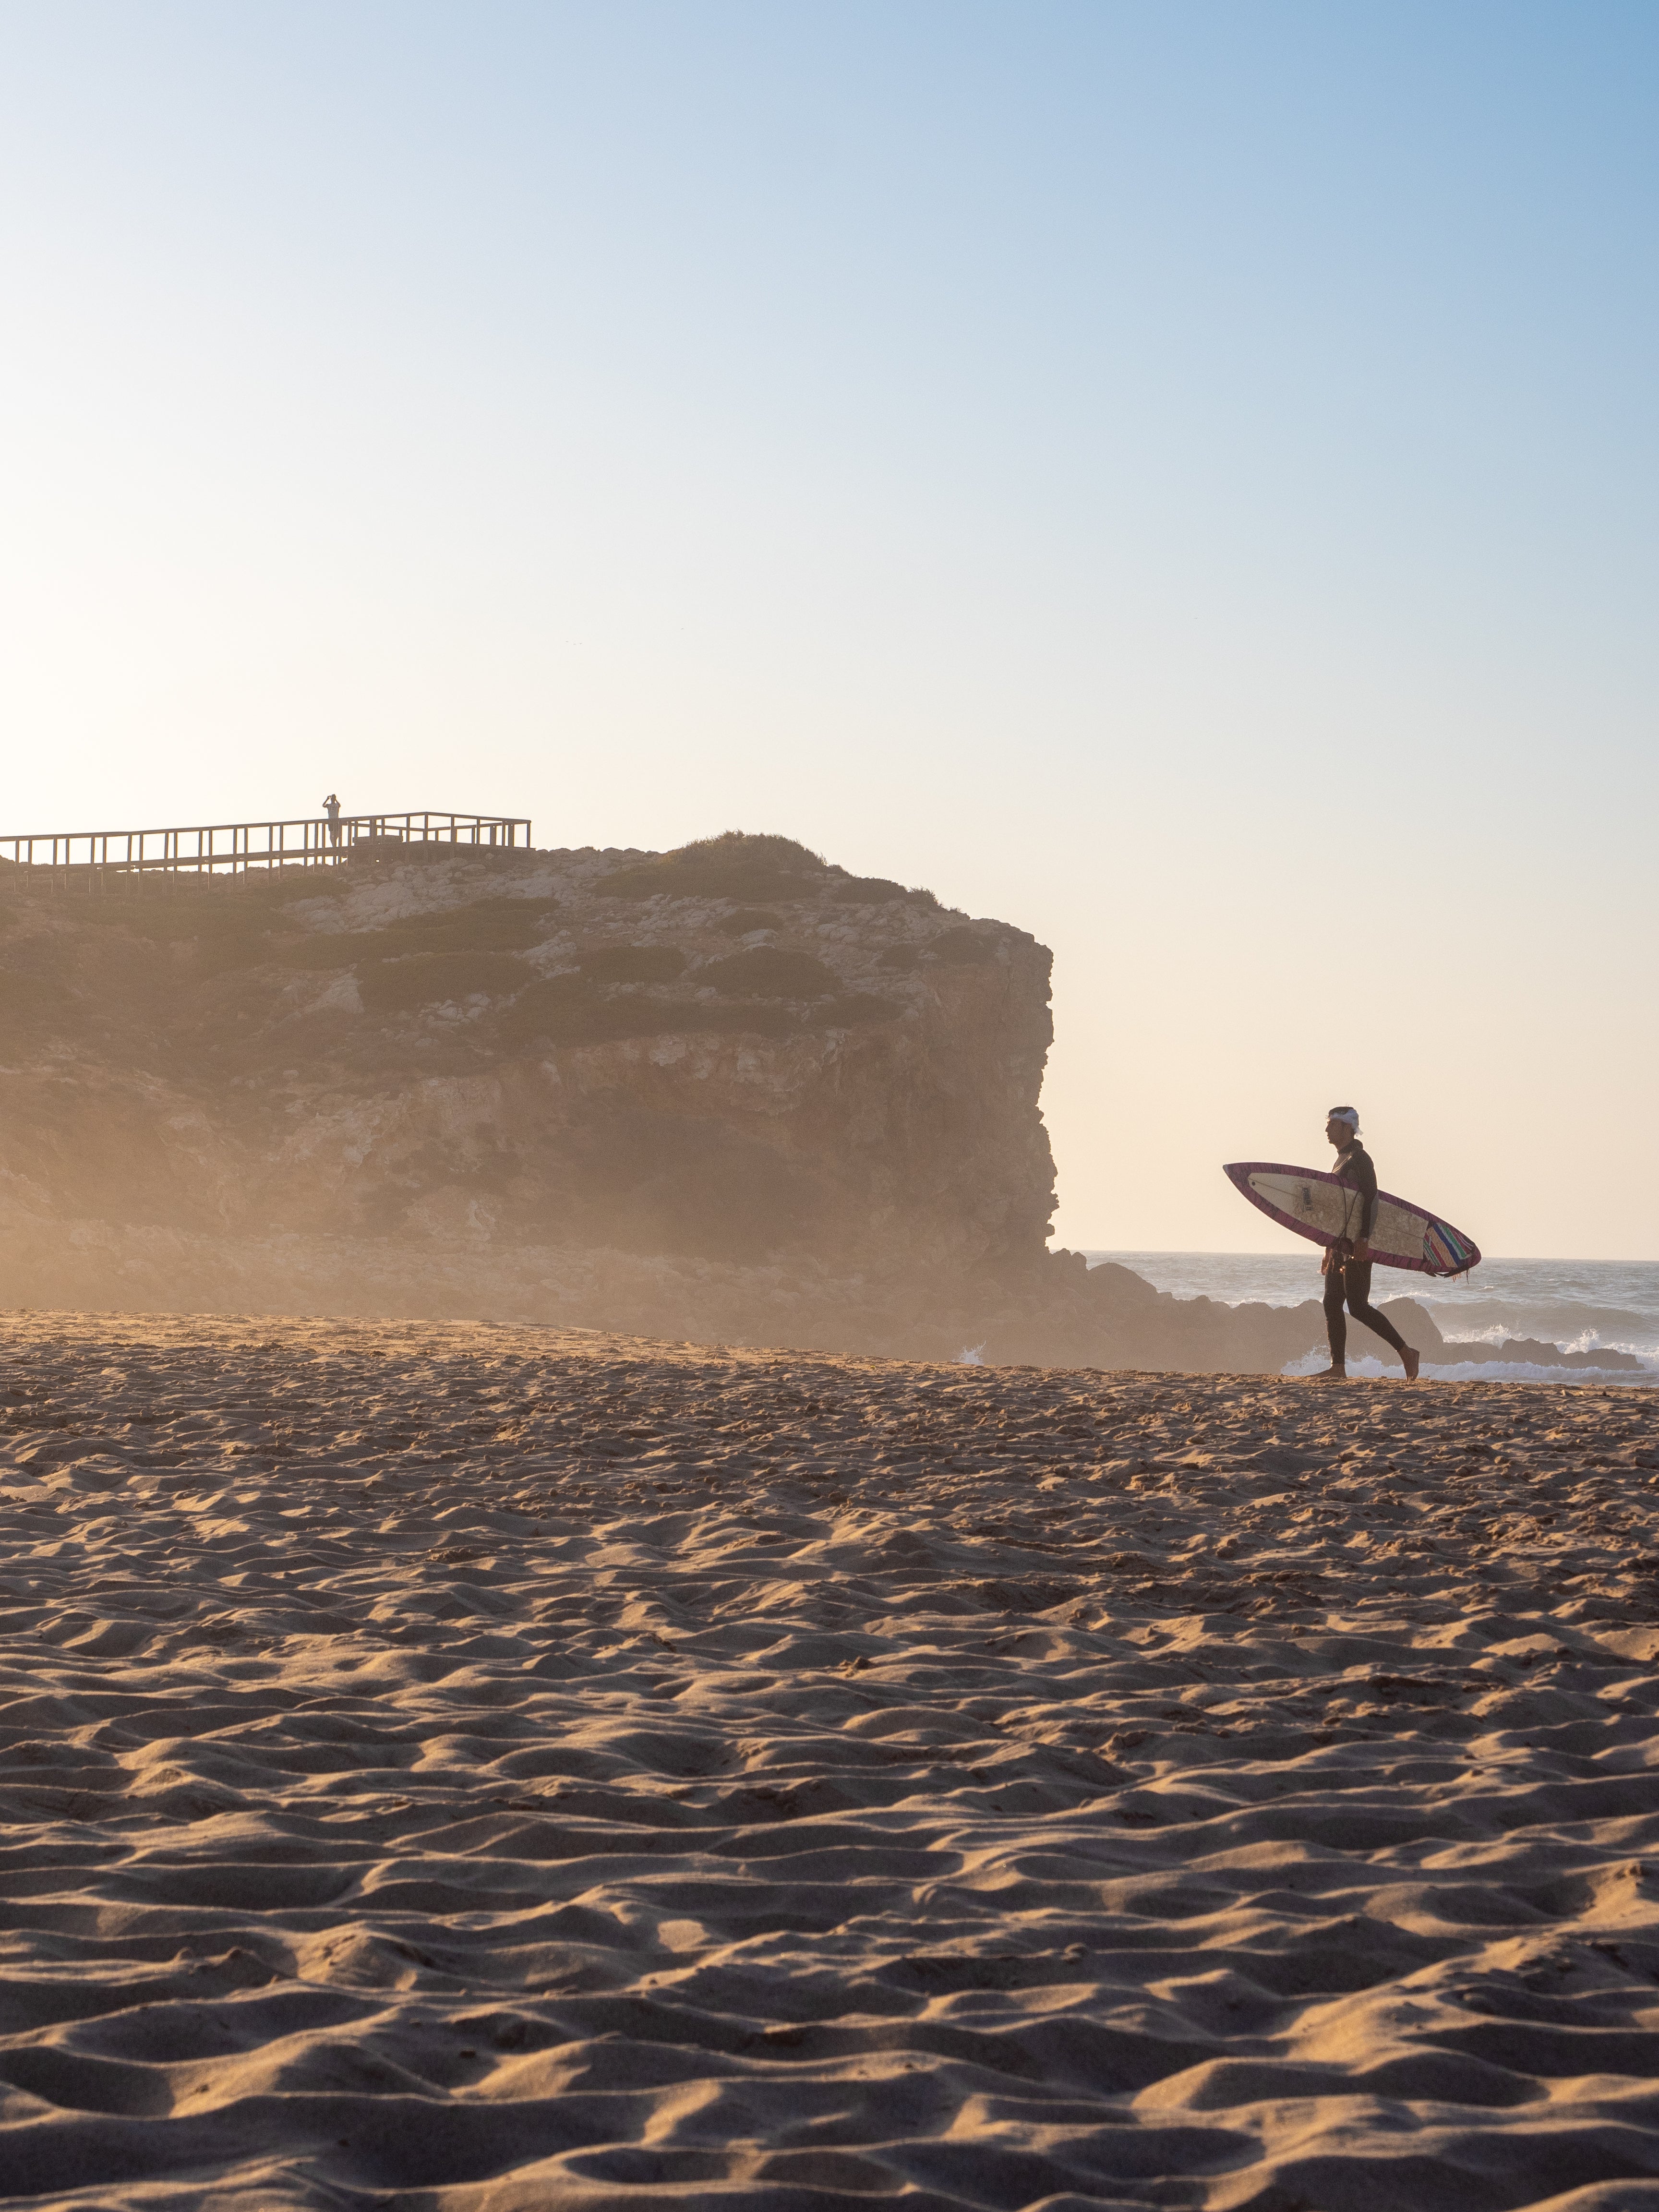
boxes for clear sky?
[1,2,1654,1258]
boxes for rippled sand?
[3,1315,1659,2211]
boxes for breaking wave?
[1094,1252,1659,1385]
[1281,1346,1656,1388]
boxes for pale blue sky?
[1,3,1654,1253]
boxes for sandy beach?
[2,1315,1659,2210]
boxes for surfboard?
[1223,1162,1481,1278]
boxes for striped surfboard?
[1224,1162,1481,1278]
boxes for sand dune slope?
[1,1317,1658,2210]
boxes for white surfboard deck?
[1224,1162,1480,1277]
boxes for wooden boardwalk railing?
[0,810,532,880]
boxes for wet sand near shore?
[2,1315,1659,2212]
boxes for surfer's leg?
[1321,1266,1347,1372]
[1344,1262,1412,1364]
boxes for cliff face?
[0,833,1060,1325]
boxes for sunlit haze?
[2,1,1653,1258]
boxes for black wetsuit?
[1323,1142,1410,1366]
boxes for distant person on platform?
[323,793,342,849]
[1313,1107,1420,1383]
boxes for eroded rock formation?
[0,834,1060,1339]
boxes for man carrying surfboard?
[1314,1108,1421,1382]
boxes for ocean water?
[1084,1251,1659,1385]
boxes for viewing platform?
[0,810,532,883]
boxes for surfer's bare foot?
[1308,1368,1346,1382]
[1403,1347,1420,1382]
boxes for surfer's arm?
[1353,1154,1379,1251]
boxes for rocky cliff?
[0,833,1062,1340]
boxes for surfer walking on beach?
[1313,1108,1421,1383]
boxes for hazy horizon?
[2,0,1653,1259]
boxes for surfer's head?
[1326,1106,1360,1148]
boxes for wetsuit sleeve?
[1354,1151,1378,1239]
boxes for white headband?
[1328,1107,1359,1131]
